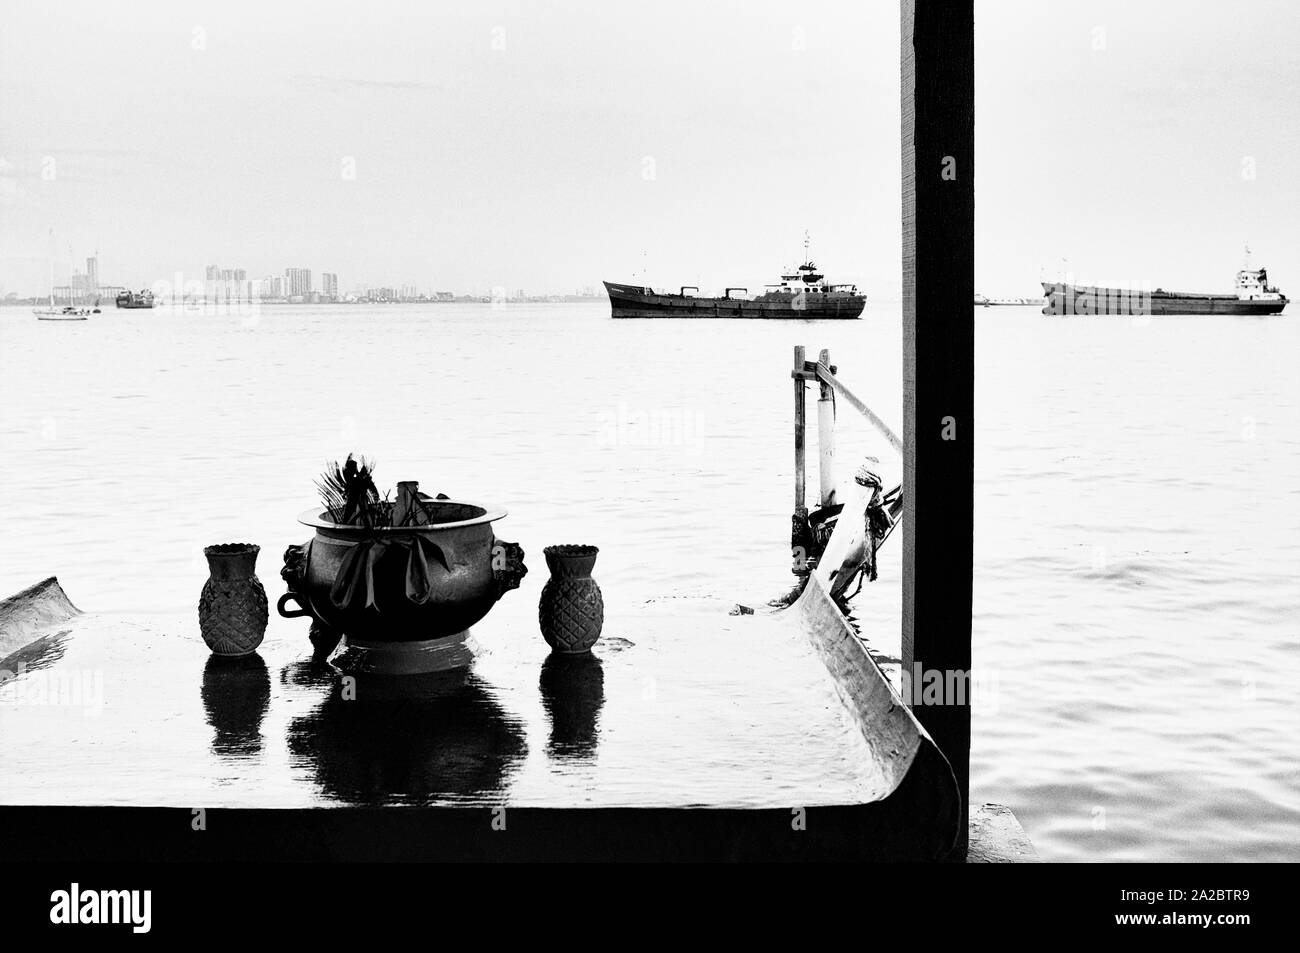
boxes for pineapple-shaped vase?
[199,544,269,656]
[539,545,604,654]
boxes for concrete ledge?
[0,577,80,663]
[0,804,1005,862]
[968,803,1039,862]
[790,572,961,859]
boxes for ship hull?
[1042,282,1287,316]
[115,300,154,309]
[604,281,864,319]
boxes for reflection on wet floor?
[243,650,613,800]
[0,628,72,680]
[201,653,270,758]
[284,667,528,805]
[538,652,605,758]
[0,606,878,808]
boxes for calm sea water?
[0,301,1296,860]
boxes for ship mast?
[47,227,54,308]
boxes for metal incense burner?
[278,496,526,674]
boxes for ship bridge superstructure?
[765,262,860,298]
[1235,245,1286,302]
[1235,266,1284,301]
[765,235,860,297]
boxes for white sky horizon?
[2,0,1296,299]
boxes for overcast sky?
[0,0,896,298]
[1,1,1296,298]
[977,0,1300,296]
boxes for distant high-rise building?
[259,274,285,299]
[86,256,98,293]
[203,264,249,301]
[322,272,338,299]
[285,267,312,297]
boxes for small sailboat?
[34,296,92,321]
[35,308,91,320]
[34,295,92,321]
[33,246,91,320]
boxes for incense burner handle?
[491,539,527,599]
[276,592,312,619]
[278,542,316,618]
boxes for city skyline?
[4,247,604,304]
[3,1,1298,301]
[3,236,644,303]
[0,0,901,301]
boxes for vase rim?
[204,543,260,557]
[296,499,507,533]
[543,544,599,558]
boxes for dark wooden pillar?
[901,0,974,859]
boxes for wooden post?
[817,348,835,505]
[901,0,974,859]
[793,345,807,516]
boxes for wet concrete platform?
[1,600,882,809]
[0,576,1031,860]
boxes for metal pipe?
[812,362,903,455]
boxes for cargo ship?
[1042,261,1288,316]
[115,289,155,309]
[605,245,864,319]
